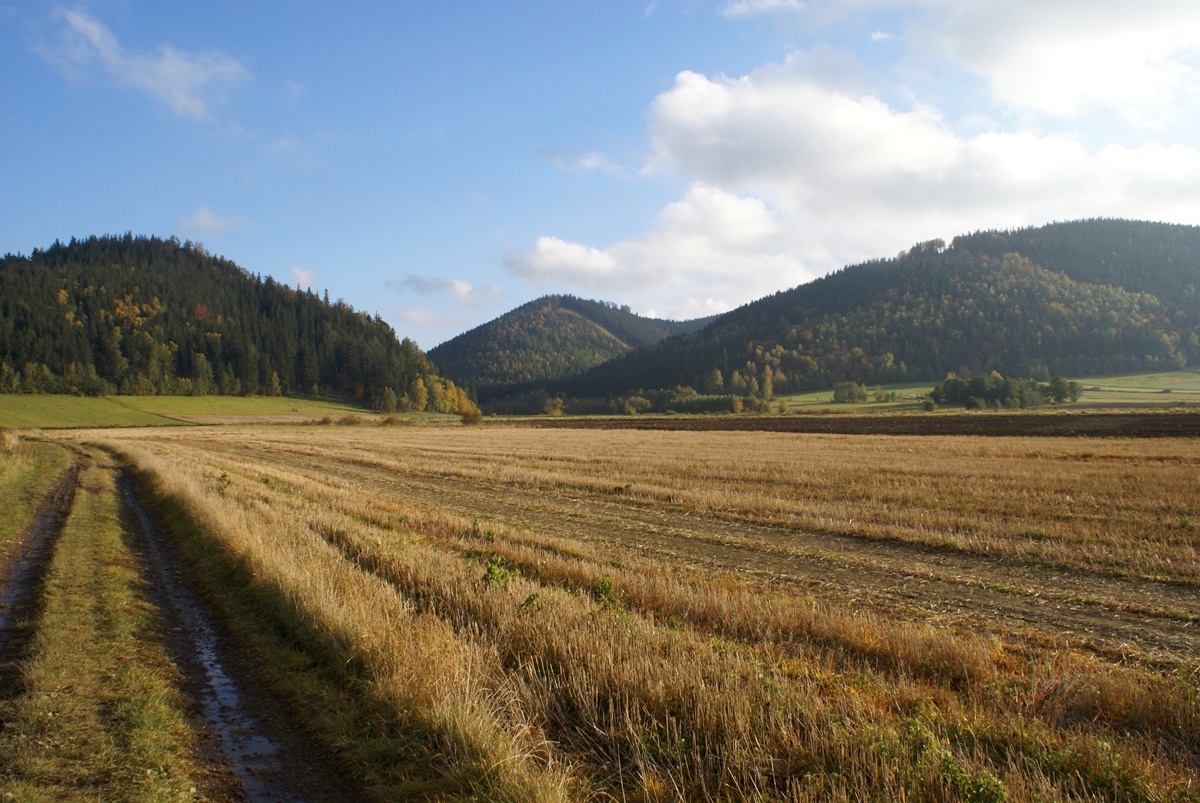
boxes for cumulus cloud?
[38,7,249,119]
[927,0,1200,124]
[506,185,809,319]
[720,0,1200,124]
[391,275,503,308]
[509,48,1200,319]
[179,206,253,234]
[506,237,623,286]
[645,62,1200,234]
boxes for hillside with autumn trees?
[0,234,475,414]
[428,294,712,397]
[495,219,1200,409]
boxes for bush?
[832,381,868,403]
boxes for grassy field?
[776,381,934,411]
[1075,368,1200,404]
[0,394,379,429]
[73,424,1200,801]
[776,369,1200,411]
[2,366,1199,430]
[0,396,179,429]
[0,451,204,799]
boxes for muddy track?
[233,443,1200,668]
[0,463,78,695]
[119,475,355,802]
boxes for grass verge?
[0,434,71,550]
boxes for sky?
[3,1,1200,349]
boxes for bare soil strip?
[240,442,1200,668]
[0,464,77,694]
[531,411,1200,437]
[120,475,349,802]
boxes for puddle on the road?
[121,478,307,803]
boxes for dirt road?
[121,475,353,802]
[0,450,352,800]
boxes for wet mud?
[119,476,350,802]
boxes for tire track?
[120,475,352,802]
[0,463,78,695]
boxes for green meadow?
[776,381,935,412]
[1075,368,1200,404]
[0,395,367,429]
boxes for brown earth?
[527,411,1200,438]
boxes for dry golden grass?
[75,425,1200,801]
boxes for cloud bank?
[507,2,1200,320]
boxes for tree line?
[529,219,1198,404]
[0,234,476,414]
[429,295,713,398]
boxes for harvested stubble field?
[84,425,1199,801]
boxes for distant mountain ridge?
[428,294,714,396]
[517,219,1200,402]
[0,234,475,413]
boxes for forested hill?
[428,294,712,396]
[0,234,473,412]
[546,219,1200,399]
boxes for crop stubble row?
[87,424,1200,801]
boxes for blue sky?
[3,1,1200,349]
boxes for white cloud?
[926,0,1200,125]
[542,148,631,177]
[290,267,315,289]
[392,275,503,308]
[645,62,1200,229]
[397,308,470,327]
[506,237,624,286]
[506,185,809,319]
[38,8,249,120]
[721,0,806,17]
[179,206,253,234]
[720,0,1200,125]
[509,51,1200,319]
